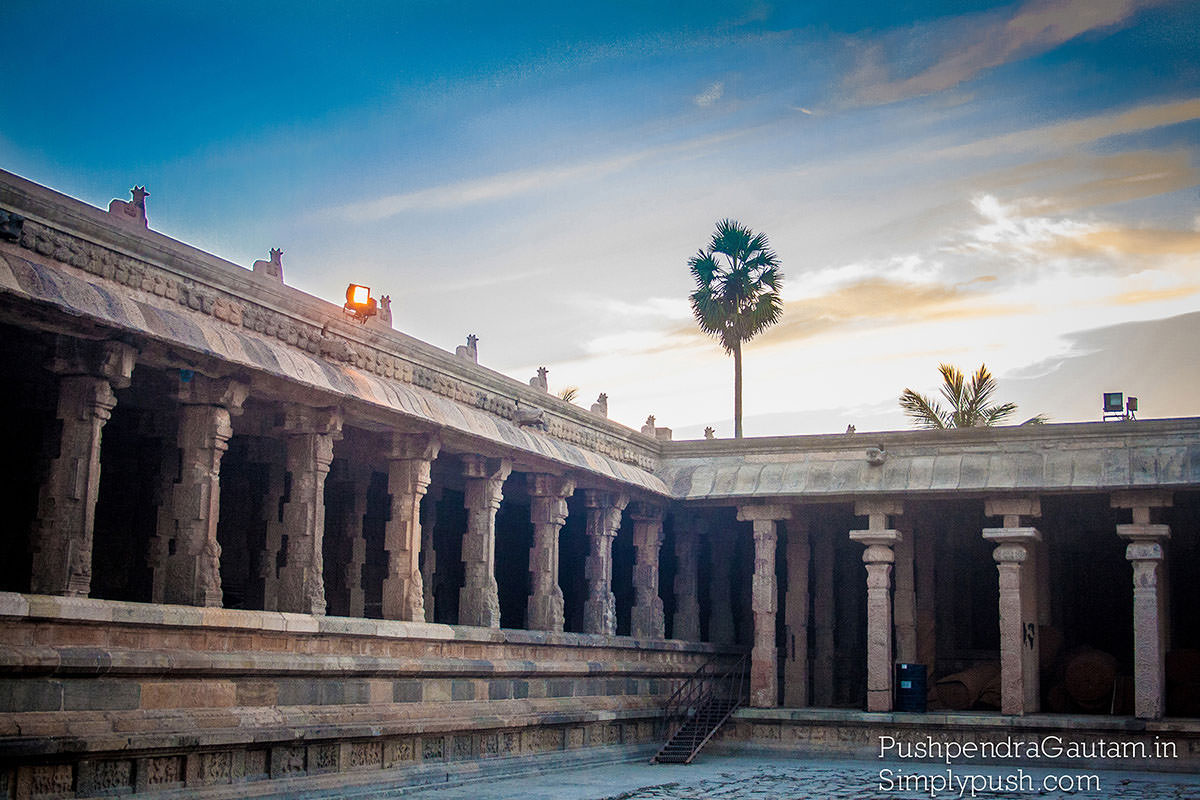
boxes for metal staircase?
[652,653,746,764]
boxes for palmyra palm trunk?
[733,340,743,439]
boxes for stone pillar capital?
[737,503,792,522]
[982,526,1041,549]
[584,488,628,510]
[386,431,440,462]
[1118,522,1170,561]
[461,453,511,483]
[629,500,666,523]
[48,337,137,388]
[282,404,344,438]
[849,528,901,552]
[1111,490,1173,510]
[985,496,1041,528]
[853,499,904,518]
[529,473,576,500]
[176,374,248,414]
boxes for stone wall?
[0,593,737,799]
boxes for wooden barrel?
[935,663,1000,710]
[1063,647,1117,709]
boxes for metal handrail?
[656,652,748,762]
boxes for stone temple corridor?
[1,168,1198,798]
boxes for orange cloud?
[1052,227,1200,258]
[977,150,1200,214]
[1107,285,1200,305]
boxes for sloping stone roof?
[657,421,1200,501]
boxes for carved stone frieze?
[13,217,657,470]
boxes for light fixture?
[343,284,378,323]
[1102,392,1138,421]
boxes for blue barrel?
[895,663,927,712]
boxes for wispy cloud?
[694,81,725,107]
[327,130,747,223]
[937,98,1200,160]
[846,0,1156,106]
[976,150,1200,214]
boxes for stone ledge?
[0,593,738,656]
[0,700,664,757]
[145,743,659,800]
[0,646,720,679]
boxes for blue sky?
[3,1,1198,436]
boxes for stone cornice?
[660,418,1200,500]
[0,169,660,475]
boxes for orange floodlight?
[344,284,378,323]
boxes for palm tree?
[899,363,1046,429]
[688,219,784,438]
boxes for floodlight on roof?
[1102,391,1138,422]
[343,284,378,323]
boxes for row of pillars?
[741,492,1174,720]
[28,337,677,637]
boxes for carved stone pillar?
[671,513,702,642]
[31,338,136,596]
[157,375,247,607]
[738,504,790,708]
[420,485,441,622]
[982,497,1042,716]
[344,463,372,618]
[850,499,903,712]
[275,406,342,615]
[582,490,627,636]
[629,501,666,639]
[784,518,810,707]
[254,441,287,611]
[812,531,835,706]
[708,531,736,645]
[459,454,510,628]
[1113,490,1173,720]
[914,525,937,674]
[893,517,917,665]
[526,474,575,632]
[383,433,440,622]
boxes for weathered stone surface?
[981,527,1042,715]
[276,405,342,616]
[670,515,701,642]
[783,520,809,707]
[30,338,136,597]
[459,455,511,628]
[153,375,247,608]
[848,507,901,713]
[383,432,440,622]
[582,491,627,636]
[738,505,791,708]
[629,501,665,640]
[526,474,575,632]
[1114,490,1173,720]
[659,421,1200,500]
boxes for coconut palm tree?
[688,219,784,438]
[900,363,1046,429]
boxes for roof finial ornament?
[253,248,284,281]
[108,186,149,227]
